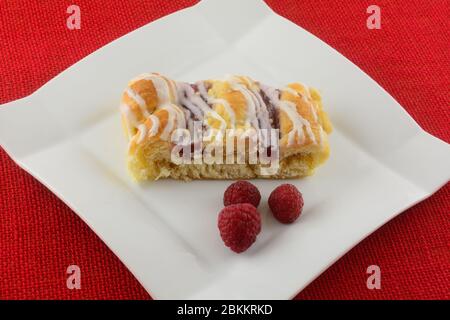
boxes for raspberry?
[268,184,303,224]
[218,203,261,253]
[223,180,261,208]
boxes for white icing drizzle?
[287,100,316,145]
[148,114,160,137]
[261,85,316,146]
[197,81,236,128]
[120,103,140,137]
[176,82,204,120]
[130,74,188,141]
[122,74,323,147]
[318,126,326,148]
[298,82,312,99]
[281,101,305,145]
[310,101,319,122]
[158,103,186,140]
[248,85,272,130]
[137,123,147,143]
[138,73,174,105]
[226,76,259,129]
[124,88,150,117]
[283,87,300,98]
[177,82,227,133]
[284,86,319,124]
[247,87,273,148]
[219,75,272,153]
[167,78,179,105]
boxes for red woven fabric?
[0,0,449,300]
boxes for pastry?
[120,73,332,181]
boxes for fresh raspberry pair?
[218,181,304,253]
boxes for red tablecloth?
[1,0,449,300]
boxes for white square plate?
[1,0,449,299]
